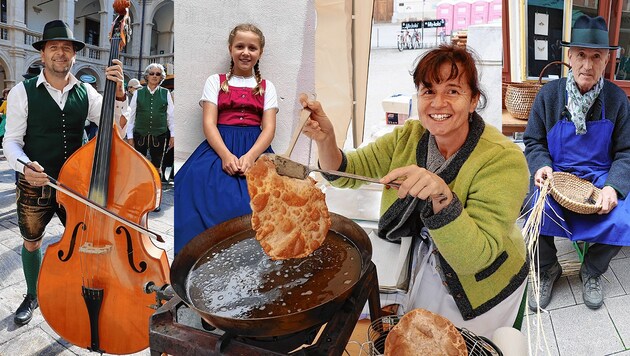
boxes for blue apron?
[536,94,630,245]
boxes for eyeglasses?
[148,72,161,76]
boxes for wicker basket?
[504,61,570,120]
[367,315,502,355]
[550,172,602,214]
[504,82,542,119]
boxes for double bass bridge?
[79,242,113,255]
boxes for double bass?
[36,1,170,353]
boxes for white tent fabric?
[315,0,373,149]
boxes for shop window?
[526,0,565,79]
[1,0,6,23]
[614,0,630,80]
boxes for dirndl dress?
[175,77,273,252]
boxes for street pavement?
[0,147,173,356]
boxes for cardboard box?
[382,94,412,125]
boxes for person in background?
[174,23,278,253]
[2,20,127,326]
[124,63,174,208]
[300,44,529,338]
[22,64,42,81]
[126,78,142,102]
[0,88,10,145]
[524,15,630,311]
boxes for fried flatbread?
[246,155,331,260]
[385,308,468,356]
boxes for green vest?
[134,86,168,136]
[23,77,88,179]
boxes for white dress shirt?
[124,85,175,139]
[3,71,127,175]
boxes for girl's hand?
[238,153,256,175]
[220,153,241,176]
[381,165,453,212]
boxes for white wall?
[174,1,316,163]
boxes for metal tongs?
[268,154,401,188]
[271,107,401,187]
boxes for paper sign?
[535,40,548,61]
[534,13,549,36]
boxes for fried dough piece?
[385,308,468,356]
[246,155,331,260]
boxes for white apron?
[404,229,527,339]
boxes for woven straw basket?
[505,61,571,120]
[550,172,602,214]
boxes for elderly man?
[124,63,174,205]
[525,15,630,310]
[2,20,127,325]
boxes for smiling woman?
[299,44,530,338]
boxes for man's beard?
[49,58,73,75]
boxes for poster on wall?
[535,40,548,61]
[534,13,549,36]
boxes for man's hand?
[127,138,134,146]
[23,161,49,187]
[107,59,125,99]
[534,166,553,188]
[169,137,174,149]
[597,186,618,215]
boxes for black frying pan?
[170,212,372,337]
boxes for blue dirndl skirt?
[174,125,273,253]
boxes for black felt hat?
[32,20,85,51]
[22,64,42,79]
[561,15,618,50]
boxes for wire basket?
[505,61,570,120]
[550,172,602,214]
[367,315,502,355]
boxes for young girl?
[175,24,278,253]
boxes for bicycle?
[397,30,412,51]
[411,29,422,49]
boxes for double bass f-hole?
[57,222,85,262]
[116,225,147,273]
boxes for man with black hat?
[525,15,630,311]
[22,64,42,80]
[2,20,127,326]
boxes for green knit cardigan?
[328,113,530,319]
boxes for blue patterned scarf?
[565,70,603,135]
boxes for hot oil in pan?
[186,231,361,319]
